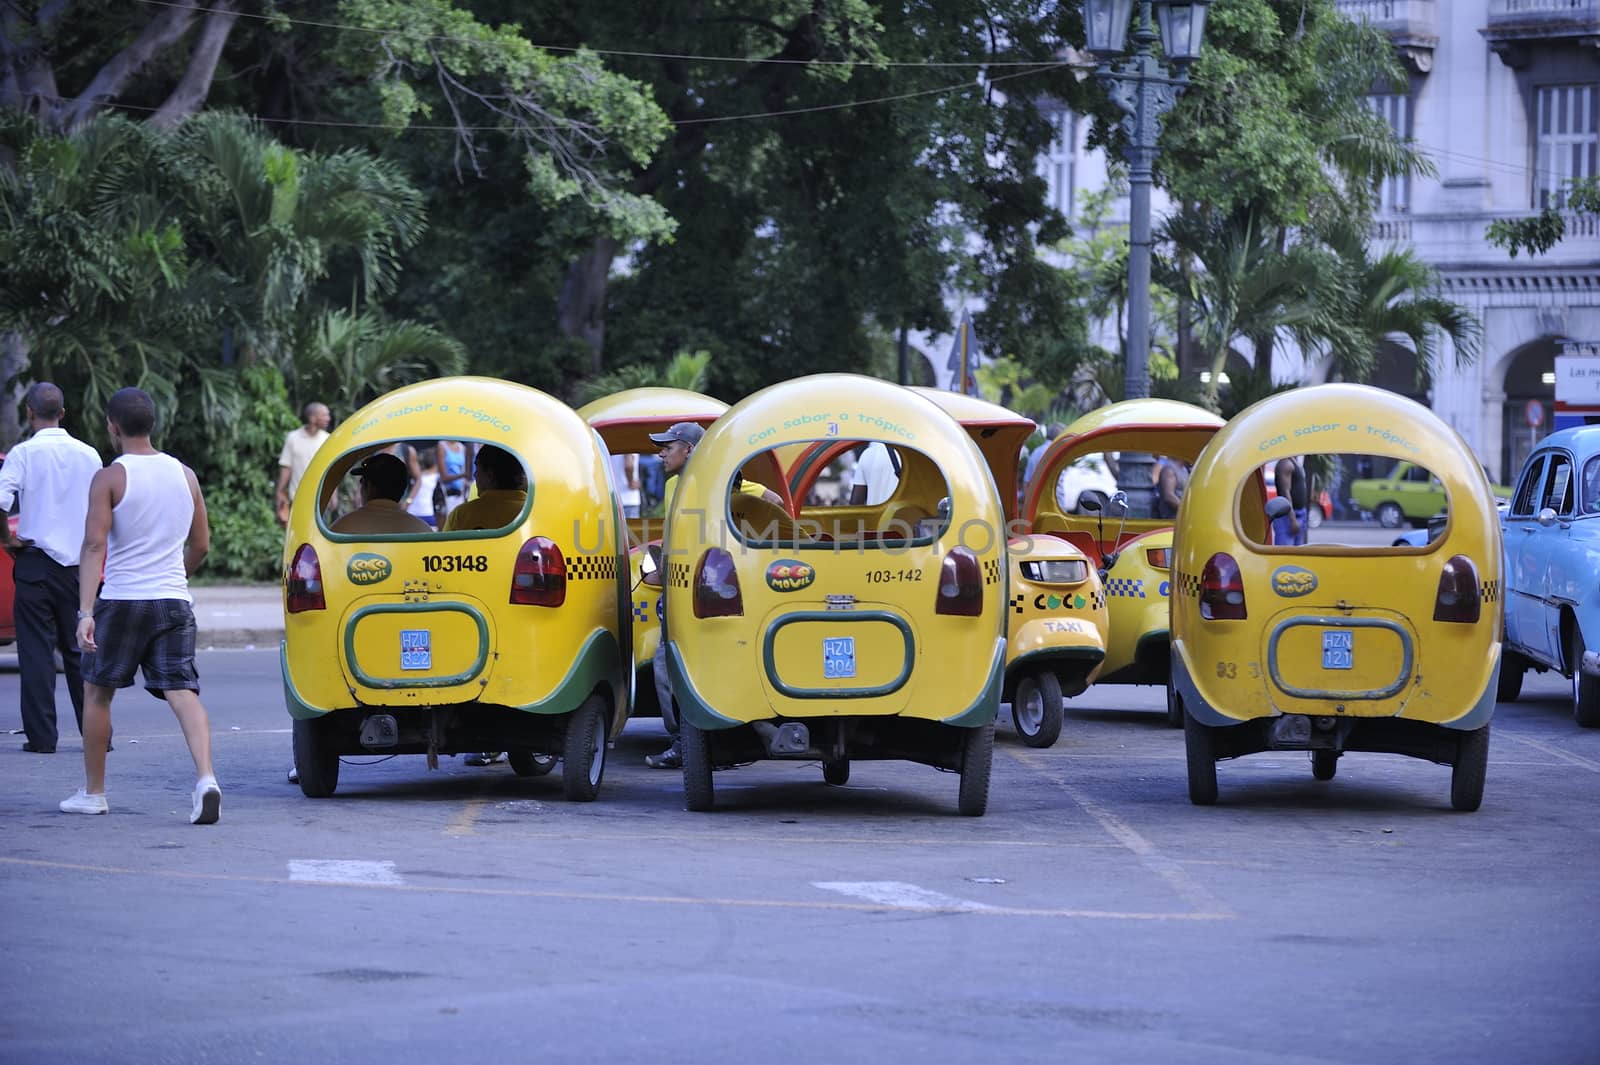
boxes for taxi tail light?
[936,547,983,617]
[1146,547,1172,569]
[285,544,325,613]
[1200,552,1247,621]
[693,548,743,618]
[1434,554,1481,624]
[511,536,566,607]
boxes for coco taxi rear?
[1170,384,1501,812]
[665,375,1007,815]
[281,377,629,802]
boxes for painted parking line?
[0,857,1226,921]
[287,859,403,885]
[444,798,491,837]
[813,881,995,911]
[1497,730,1600,774]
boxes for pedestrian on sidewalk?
[275,401,330,525]
[61,388,222,824]
[0,382,104,754]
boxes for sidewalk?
[191,584,285,650]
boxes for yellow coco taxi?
[282,377,630,802]
[911,388,1107,748]
[1023,399,1224,725]
[1169,384,1501,812]
[578,387,730,716]
[665,374,1008,815]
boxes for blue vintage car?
[1502,425,1600,726]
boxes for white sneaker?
[191,777,221,825]
[60,789,108,815]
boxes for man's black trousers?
[14,549,85,751]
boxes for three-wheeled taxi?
[578,387,730,716]
[911,388,1107,747]
[1022,399,1224,725]
[665,374,1007,814]
[282,377,630,801]
[1169,384,1500,811]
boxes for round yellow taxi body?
[281,377,629,800]
[665,374,1007,814]
[1169,383,1502,809]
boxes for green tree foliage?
[1487,177,1600,258]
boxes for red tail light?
[693,548,743,618]
[285,544,325,613]
[1200,552,1246,621]
[1434,554,1481,623]
[511,536,566,607]
[936,547,983,616]
[1146,547,1171,569]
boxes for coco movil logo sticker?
[766,559,815,592]
[347,552,393,586]
[1271,565,1318,598]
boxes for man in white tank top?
[60,387,222,824]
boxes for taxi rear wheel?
[1450,724,1490,812]
[957,722,994,817]
[823,757,850,786]
[508,750,557,777]
[1311,750,1338,781]
[1375,502,1404,529]
[1013,672,1063,748]
[1183,708,1219,806]
[1570,630,1600,727]
[292,717,339,798]
[681,721,713,811]
[561,696,608,802]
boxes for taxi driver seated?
[330,452,431,535]
[444,444,527,532]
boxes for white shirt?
[610,454,641,507]
[0,427,103,567]
[848,442,900,506]
[278,427,329,501]
[102,452,194,603]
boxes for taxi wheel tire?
[1375,502,1404,529]
[823,758,850,786]
[1164,686,1184,728]
[1570,631,1600,727]
[1451,724,1490,812]
[292,717,339,798]
[561,696,608,802]
[1183,710,1219,806]
[681,721,713,812]
[957,722,994,817]
[1496,654,1525,703]
[508,750,557,777]
[1311,749,1339,781]
[1013,672,1063,748]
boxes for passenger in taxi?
[443,445,527,532]
[330,453,430,535]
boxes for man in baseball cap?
[331,452,430,534]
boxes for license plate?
[1321,629,1354,671]
[823,637,856,680]
[400,629,432,671]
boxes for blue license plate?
[400,629,432,671]
[823,637,856,680]
[1321,629,1353,671]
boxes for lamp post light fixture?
[1083,0,1208,514]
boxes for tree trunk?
[0,332,31,451]
[556,235,619,373]
[150,4,239,130]
[53,5,200,130]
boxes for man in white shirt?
[848,441,901,506]
[275,401,330,525]
[0,382,103,754]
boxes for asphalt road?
[2,649,1598,1065]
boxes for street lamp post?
[1083,0,1208,513]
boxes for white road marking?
[1500,730,1600,774]
[288,860,403,886]
[812,881,995,911]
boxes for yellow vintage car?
[665,374,1007,815]
[578,387,729,717]
[1169,383,1501,811]
[1023,399,1224,725]
[282,377,630,801]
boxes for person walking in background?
[61,388,221,824]
[0,383,103,754]
[1272,455,1310,546]
[275,401,330,525]
[1153,457,1189,520]
[407,446,442,527]
[437,439,470,515]
[612,452,641,518]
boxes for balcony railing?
[1336,1,1438,71]
[1485,0,1600,65]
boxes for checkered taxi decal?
[567,554,616,582]
[1105,576,1145,599]
[983,558,1002,586]
[632,598,652,622]
[1480,579,1500,603]
[1176,571,1202,599]
[669,563,692,589]
[1011,587,1106,615]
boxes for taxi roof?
[578,388,729,453]
[910,387,1035,519]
